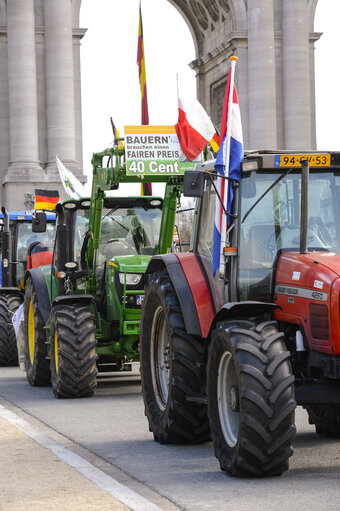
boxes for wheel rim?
[54,332,59,375]
[28,301,35,365]
[150,305,170,411]
[217,350,240,447]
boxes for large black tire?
[306,405,340,437]
[49,303,97,398]
[140,272,210,444]
[0,294,22,366]
[24,277,51,385]
[207,320,296,477]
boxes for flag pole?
[219,56,238,278]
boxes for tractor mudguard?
[25,268,51,324]
[211,301,280,333]
[146,253,216,338]
[146,254,280,340]
[0,287,23,297]
[52,295,94,308]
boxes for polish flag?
[175,83,219,161]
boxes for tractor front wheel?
[0,294,22,366]
[140,272,210,444]
[306,405,340,437]
[207,320,296,477]
[24,277,50,385]
[50,303,97,398]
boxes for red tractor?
[140,151,340,477]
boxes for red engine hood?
[275,251,340,288]
[274,251,340,354]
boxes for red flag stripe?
[175,109,208,161]
[35,195,59,205]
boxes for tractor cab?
[238,152,340,302]
[53,196,163,295]
[187,151,340,304]
[0,210,56,289]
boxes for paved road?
[1,365,340,511]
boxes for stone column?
[247,0,277,149]
[45,0,77,172]
[283,0,311,149]
[6,0,41,173]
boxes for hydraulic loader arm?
[85,143,183,293]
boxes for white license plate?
[136,295,144,306]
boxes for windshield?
[73,205,162,267]
[98,206,162,263]
[238,170,340,300]
[16,221,55,283]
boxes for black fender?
[211,301,280,334]
[25,268,52,324]
[52,295,94,308]
[0,287,23,298]
[52,295,96,328]
[200,301,281,377]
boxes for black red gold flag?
[34,189,59,210]
[141,182,152,196]
[137,1,149,125]
[137,2,152,195]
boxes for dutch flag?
[212,58,244,276]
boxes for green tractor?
[23,142,183,397]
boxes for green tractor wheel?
[49,303,97,398]
[24,277,51,385]
[0,294,22,366]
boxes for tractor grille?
[309,303,329,340]
[115,272,146,309]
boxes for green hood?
[111,254,151,273]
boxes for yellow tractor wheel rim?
[28,301,35,365]
[54,332,59,375]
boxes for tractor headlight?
[119,273,142,286]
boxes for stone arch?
[308,0,319,32]
[167,0,320,150]
[72,0,82,28]
[168,0,247,57]
[0,0,6,25]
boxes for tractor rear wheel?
[306,405,340,437]
[207,320,296,477]
[49,303,97,398]
[140,272,210,444]
[24,277,50,385]
[0,294,22,366]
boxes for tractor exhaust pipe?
[300,160,309,254]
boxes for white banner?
[56,156,85,199]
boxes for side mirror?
[241,175,256,198]
[32,211,47,233]
[183,171,205,197]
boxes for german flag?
[34,189,59,210]
[137,1,149,125]
[141,182,152,196]
[137,2,152,196]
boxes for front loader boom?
[86,140,181,293]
